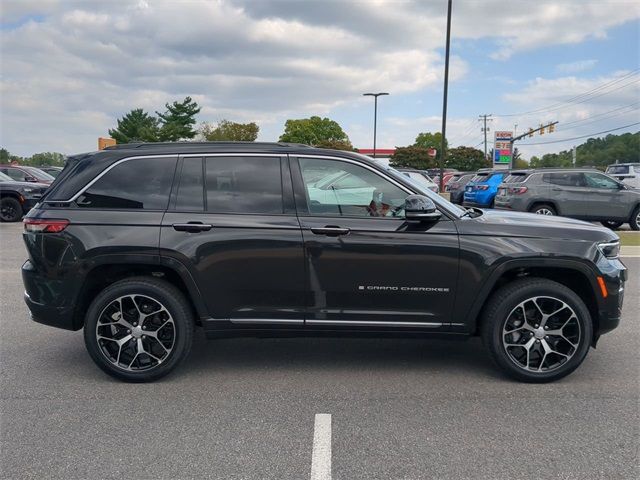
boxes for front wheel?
[481,278,592,383]
[83,277,194,382]
[601,220,623,230]
[630,206,640,231]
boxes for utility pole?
[363,92,389,158]
[479,114,493,161]
[439,0,453,193]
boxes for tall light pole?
[363,92,389,158]
[439,0,453,192]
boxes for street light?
[363,92,389,158]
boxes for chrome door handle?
[310,226,350,236]
[172,222,213,232]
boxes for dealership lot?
[0,221,638,479]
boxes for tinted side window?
[205,156,283,214]
[299,158,408,218]
[584,172,619,189]
[76,157,176,210]
[542,172,584,187]
[471,174,489,182]
[3,168,28,182]
[176,157,204,211]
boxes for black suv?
[21,142,626,383]
[0,171,48,222]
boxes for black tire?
[481,278,593,383]
[601,220,624,230]
[0,197,23,222]
[83,277,194,382]
[630,205,640,231]
[529,203,556,216]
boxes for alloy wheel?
[95,295,175,371]
[535,208,554,215]
[502,296,581,373]
[1,205,17,221]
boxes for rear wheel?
[530,204,556,216]
[601,220,623,230]
[481,278,592,383]
[0,197,23,222]
[83,277,194,382]
[630,206,640,231]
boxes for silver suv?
[495,168,640,230]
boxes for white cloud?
[0,0,638,155]
[556,60,598,74]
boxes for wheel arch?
[465,259,602,340]
[527,199,559,214]
[71,257,207,330]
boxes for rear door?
[160,154,305,325]
[541,172,586,217]
[292,155,459,329]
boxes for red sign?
[428,148,437,158]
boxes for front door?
[160,155,306,325]
[292,156,459,329]
[582,172,627,219]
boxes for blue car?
[463,170,507,208]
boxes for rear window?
[76,157,176,210]
[606,165,629,175]
[503,173,530,183]
[471,173,490,182]
[24,167,55,182]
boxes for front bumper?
[594,257,627,338]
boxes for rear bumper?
[22,260,80,331]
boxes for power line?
[517,122,640,146]
[494,69,640,117]
[559,102,640,128]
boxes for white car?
[396,168,439,193]
[606,163,640,189]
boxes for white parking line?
[310,414,332,480]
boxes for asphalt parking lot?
[0,221,638,480]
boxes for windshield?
[385,166,466,216]
[23,167,55,181]
[606,165,629,175]
[0,171,13,181]
[471,173,490,182]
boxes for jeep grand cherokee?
[21,142,626,382]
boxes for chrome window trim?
[230,318,304,325]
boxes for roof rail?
[103,141,314,150]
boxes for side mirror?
[404,194,442,223]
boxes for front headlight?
[598,240,620,259]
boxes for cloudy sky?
[1,0,639,159]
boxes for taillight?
[508,186,528,195]
[23,218,69,233]
[477,185,490,190]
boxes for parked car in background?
[606,163,640,189]
[0,165,55,185]
[463,170,507,208]
[0,171,48,222]
[445,172,475,204]
[38,166,64,178]
[396,168,439,192]
[495,168,640,230]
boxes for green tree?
[445,146,488,171]
[27,152,65,166]
[108,108,159,144]
[414,131,447,155]
[200,120,259,141]
[529,152,573,168]
[389,146,438,169]
[0,148,9,163]
[157,96,201,141]
[314,139,355,151]
[279,116,351,148]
